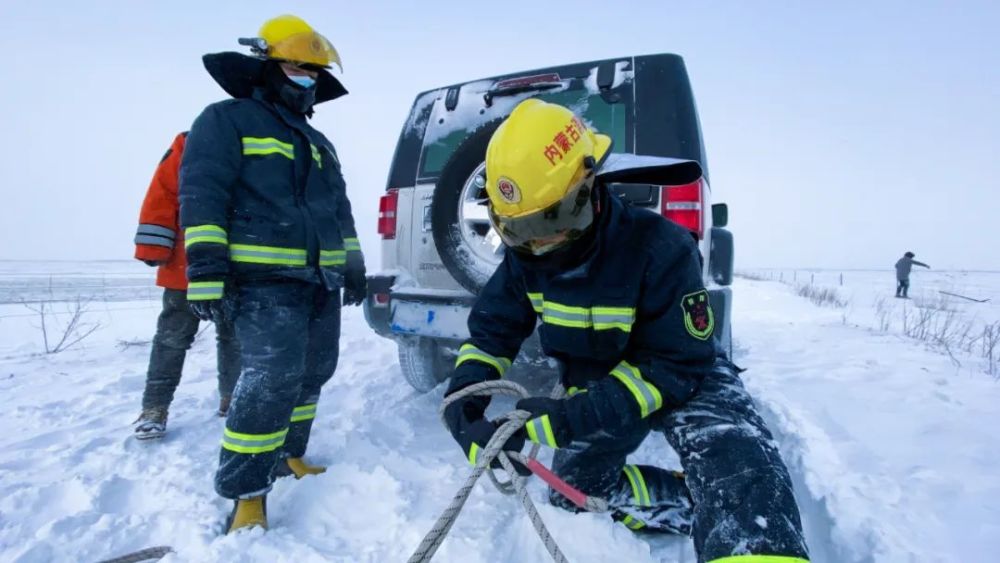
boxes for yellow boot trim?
[228,497,268,534]
[286,457,327,478]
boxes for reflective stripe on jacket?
[134,132,189,290]
[179,91,360,288]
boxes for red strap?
[525,458,589,509]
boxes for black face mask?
[263,61,316,114]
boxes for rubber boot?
[226,495,268,534]
[274,456,327,479]
[133,407,168,441]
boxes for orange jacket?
[134,132,189,290]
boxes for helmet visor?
[488,175,596,256]
[269,31,342,70]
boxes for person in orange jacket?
[133,132,241,441]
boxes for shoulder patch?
[681,289,714,340]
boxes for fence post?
[840,273,843,286]
[811,273,815,284]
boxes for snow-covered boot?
[226,495,268,534]
[217,395,232,417]
[274,456,327,479]
[133,407,168,441]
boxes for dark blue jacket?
[446,185,718,440]
[179,89,360,291]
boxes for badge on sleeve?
[681,289,714,340]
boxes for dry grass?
[794,283,848,308]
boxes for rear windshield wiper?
[484,74,563,107]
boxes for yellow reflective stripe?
[310,144,323,168]
[467,442,480,466]
[319,249,346,266]
[230,244,307,266]
[622,514,645,530]
[527,292,543,313]
[525,293,635,332]
[242,137,294,159]
[610,361,663,418]
[623,464,651,506]
[525,415,559,448]
[184,225,228,248]
[454,343,512,377]
[290,403,317,423]
[344,238,361,252]
[566,386,588,397]
[708,557,810,563]
[221,427,288,454]
[187,281,224,301]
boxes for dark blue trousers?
[141,288,240,410]
[215,281,341,499]
[550,359,809,562]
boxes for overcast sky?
[1,0,997,270]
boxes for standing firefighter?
[179,15,366,533]
[133,131,241,441]
[895,251,930,298]
[442,100,809,562]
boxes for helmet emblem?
[497,177,521,203]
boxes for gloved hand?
[142,260,166,267]
[342,264,367,307]
[444,397,529,475]
[515,397,575,449]
[187,279,232,323]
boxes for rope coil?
[407,380,607,563]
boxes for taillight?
[378,189,399,239]
[661,178,705,239]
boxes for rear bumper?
[364,274,475,340]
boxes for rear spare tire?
[431,120,506,294]
[397,336,451,393]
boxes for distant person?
[894,251,930,298]
[132,132,241,441]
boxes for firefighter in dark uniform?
[443,99,810,562]
[179,15,366,533]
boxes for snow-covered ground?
[1,262,998,562]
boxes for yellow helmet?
[485,99,612,255]
[256,15,342,70]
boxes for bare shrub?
[983,321,999,377]
[794,283,847,308]
[873,296,892,332]
[21,298,102,354]
[116,338,151,351]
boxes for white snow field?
[1,261,999,562]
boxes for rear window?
[416,64,634,182]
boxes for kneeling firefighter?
[443,99,810,562]
[179,15,366,533]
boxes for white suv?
[364,54,734,392]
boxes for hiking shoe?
[217,395,232,417]
[133,407,168,441]
[273,456,327,479]
[225,495,268,534]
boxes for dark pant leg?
[548,420,650,512]
[900,278,910,298]
[659,359,809,562]
[141,288,200,410]
[896,279,903,297]
[284,288,341,458]
[215,282,311,499]
[214,316,241,399]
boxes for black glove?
[343,265,367,307]
[444,397,529,475]
[515,397,575,449]
[142,260,165,267]
[187,279,232,323]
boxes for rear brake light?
[378,189,399,240]
[372,293,390,308]
[661,178,705,239]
